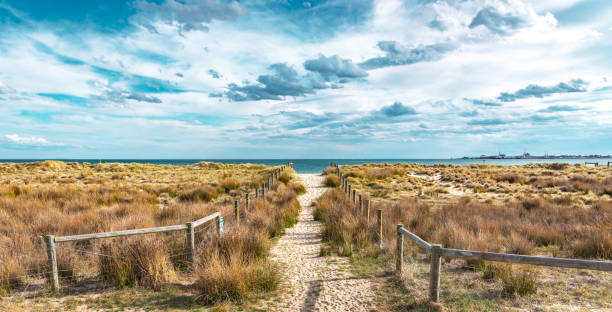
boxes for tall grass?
[315,189,612,261]
[0,161,297,299]
[193,179,302,303]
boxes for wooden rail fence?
[331,163,612,304]
[44,163,293,293]
[45,212,222,293]
[396,224,612,302]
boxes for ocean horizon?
[2,158,610,174]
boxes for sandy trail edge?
[262,174,376,311]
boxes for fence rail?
[396,224,612,302]
[45,211,222,293]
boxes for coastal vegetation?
[316,163,612,311]
[0,161,303,310]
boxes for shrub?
[324,174,340,187]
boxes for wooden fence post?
[186,222,195,264]
[234,199,240,227]
[397,224,404,274]
[366,199,371,224]
[216,216,223,237]
[377,209,383,250]
[44,235,59,293]
[348,184,352,197]
[352,189,356,203]
[429,244,442,302]
[358,194,362,212]
[245,192,250,210]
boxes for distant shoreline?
[1,158,611,173]
[462,155,612,160]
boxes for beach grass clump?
[98,237,174,290]
[497,265,539,297]
[324,174,340,187]
[194,254,279,304]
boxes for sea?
[1,159,611,174]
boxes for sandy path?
[263,174,376,312]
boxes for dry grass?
[193,180,301,303]
[317,163,612,311]
[324,174,340,187]
[0,161,302,308]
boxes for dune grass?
[0,161,303,310]
[317,163,612,311]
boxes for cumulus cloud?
[134,0,247,32]
[223,63,321,101]
[469,6,527,35]
[92,83,162,104]
[4,134,64,146]
[304,55,368,80]
[208,69,221,79]
[359,41,455,70]
[379,102,417,117]
[497,79,588,102]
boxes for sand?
[262,174,376,311]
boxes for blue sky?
[0,0,611,158]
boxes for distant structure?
[465,152,611,160]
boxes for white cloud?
[4,134,64,146]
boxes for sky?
[0,0,611,159]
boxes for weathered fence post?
[366,199,371,224]
[348,184,352,197]
[262,185,266,197]
[358,194,362,212]
[245,192,250,210]
[216,216,223,237]
[44,235,59,293]
[186,222,195,264]
[429,244,442,302]
[352,189,356,203]
[234,199,240,227]
[397,224,404,274]
[377,209,383,250]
